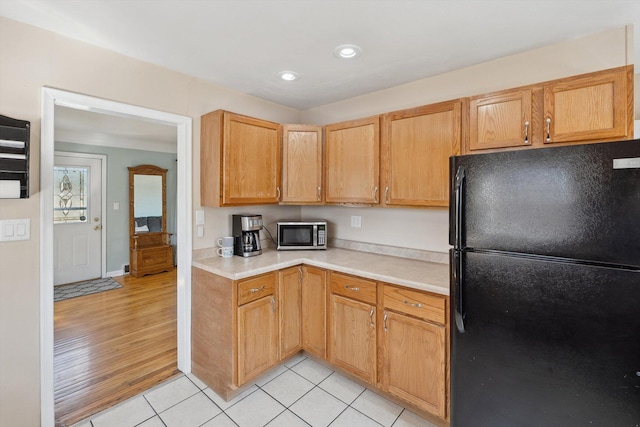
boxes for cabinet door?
[281,125,323,204]
[328,294,376,383]
[383,101,462,207]
[301,266,326,358]
[223,112,281,205]
[469,90,532,151]
[543,67,631,144]
[237,294,278,385]
[278,267,302,360]
[325,116,380,204]
[380,311,446,419]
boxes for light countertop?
[192,248,450,296]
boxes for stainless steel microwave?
[277,220,327,250]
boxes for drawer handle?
[345,285,360,292]
[249,286,265,293]
[403,299,422,308]
[545,117,552,142]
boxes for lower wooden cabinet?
[236,273,278,385]
[380,284,448,419]
[329,294,377,383]
[380,311,446,418]
[328,272,377,384]
[301,266,327,358]
[192,265,449,422]
[278,267,302,360]
[237,294,278,384]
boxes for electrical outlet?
[350,216,362,228]
[123,264,130,273]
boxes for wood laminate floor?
[54,269,179,427]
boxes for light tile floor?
[71,354,438,427]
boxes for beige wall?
[0,16,634,426]
[301,25,633,254]
[0,17,300,426]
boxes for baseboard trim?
[106,269,126,277]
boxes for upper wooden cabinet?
[281,125,323,204]
[382,101,462,207]
[201,110,281,206]
[465,65,633,154]
[325,116,381,204]
[543,66,632,144]
[469,90,534,151]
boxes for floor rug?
[54,277,122,302]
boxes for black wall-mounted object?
[0,114,30,198]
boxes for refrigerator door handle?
[454,166,466,250]
[452,250,465,333]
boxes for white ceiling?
[1,0,639,111]
[55,106,177,153]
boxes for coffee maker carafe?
[232,214,263,257]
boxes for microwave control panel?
[317,225,326,246]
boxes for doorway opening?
[40,88,193,427]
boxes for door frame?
[53,151,108,281]
[40,87,193,427]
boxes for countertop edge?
[192,250,450,296]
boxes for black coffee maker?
[232,214,263,257]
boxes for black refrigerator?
[449,139,640,426]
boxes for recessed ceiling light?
[333,44,362,59]
[278,71,299,81]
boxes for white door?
[53,154,103,285]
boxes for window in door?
[53,166,89,223]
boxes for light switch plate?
[350,216,361,228]
[195,210,205,225]
[0,219,31,241]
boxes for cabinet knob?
[524,121,530,145]
[369,307,375,327]
[385,186,389,204]
[373,186,379,203]
[276,187,281,201]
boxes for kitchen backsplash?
[193,237,448,264]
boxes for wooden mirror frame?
[128,164,173,277]
[128,164,167,237]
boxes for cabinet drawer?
[139,246,172,268]
[330,272,377,305]
[383,285,446,325]
[237,272,275,306]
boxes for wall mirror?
[129,164,167,236]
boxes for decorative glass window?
[53,166,88,223]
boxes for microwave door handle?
[313,225,317,247]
